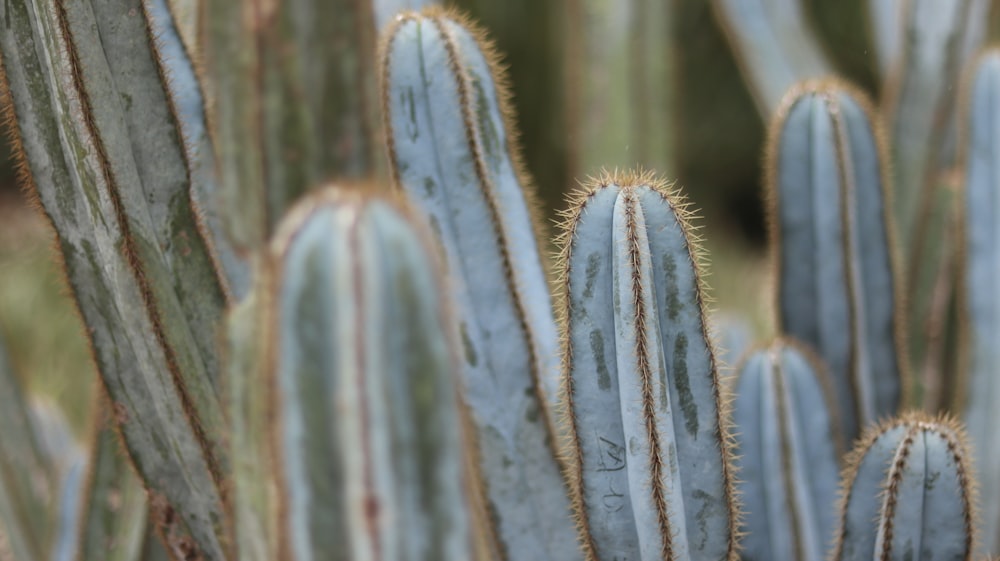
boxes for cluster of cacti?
[0,1,996,560]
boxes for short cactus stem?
[732,338,842,561]
[832,413,976,561]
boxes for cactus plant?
[732,338,842,561]
[831,413,976,561]
[558,171,738,561]
[0,0,232,555]
[766,80,906,443]
[380,9,579,560]
[228,187,483,561]
[0,0,998,559]
[957,47,1000,556]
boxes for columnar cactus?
[766,81,906,443]
[558,171,738,561]
[228,188,482,561]
[379,9,578,559]
[732,339,842,561]
[957,47,1000,556]
[0,0,231,556]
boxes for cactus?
[957,47,1000,556]
[2,0,1000,558]
[563,0,676,178]
[766,80,906,443]
[75,405,159,561]
[732,339,842,561]
[831,413,976,561]
[380,9,579,560]
[0,337,59,561]
[0,0,230,555]
[228,187,482,560]
[884,0,980,254]
[558,171,738,561]
[711,0,832,117]
[202,0,381,249]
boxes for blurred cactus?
[229,188,482,560]
[0,337,62,561]
[732,339,841,561]
[1,0,1000,559]
[958,47,1000,556]
[766,81,906,443]
[558,173,738,561]
[564,0,676,178]
[712,0,832,117]
[831,414,976,561]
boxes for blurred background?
[1,0,998,432]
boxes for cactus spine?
[767,81,906,443]
[559,172,738,561]
[732,339,842,561]
[380,9,577,560]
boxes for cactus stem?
[52,1,226,514]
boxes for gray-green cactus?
[732,338,842,561]
[380,9,578,560]
[832,413,976,561]
[558,171,738,561]
[766,80,906,443]
[957,46,1000,557]
[0,0,231,556]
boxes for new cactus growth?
[380,9,578,560]
[230,188,482,560]
[732,339,842,561]
[957,47,1000,556]
[766,81,906,443]
[558,172,738,561]
[832,413,976,561]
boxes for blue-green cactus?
[766,80,906,443]
[558,171,738,561]
[957,46,1000,557]
[380,9,577,559]
[732,338,842,561]
[832,413,976,561]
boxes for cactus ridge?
[557,169,738,561]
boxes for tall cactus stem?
[557,170,739,561]
[765,79,908,441]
